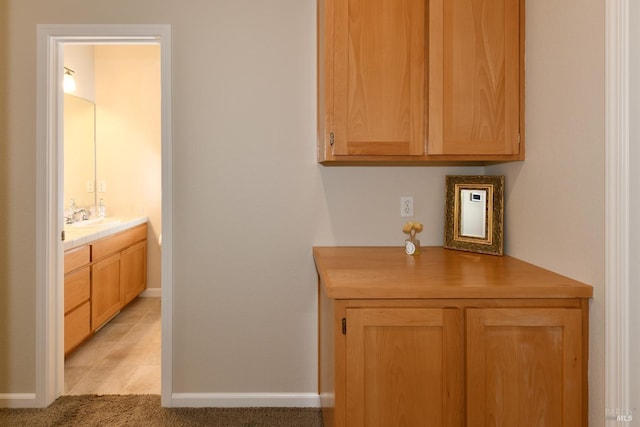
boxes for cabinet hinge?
[61,230,65,241]
[329,132,335,147]
[341,318,346,335]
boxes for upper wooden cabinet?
[317,0,524,163]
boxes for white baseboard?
[169,393,321,408]
[0,394,38,408]
[0,392,321,409]
[140,288,161,298]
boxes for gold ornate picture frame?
[444,175,504,256]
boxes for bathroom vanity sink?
[63,216,146,250]
[70,217,109,227]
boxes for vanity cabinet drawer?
[92,224,147,261]
[64,245,90,274]
[64,266,90,313]
[64,301,91,355]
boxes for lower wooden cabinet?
[324,301,587,427]
[314,246,593,427]
[64,223,148,353]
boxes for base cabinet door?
[345,307,463,427]
[466,308,583,426]
[91,252,122,330]
[122,240,147,305]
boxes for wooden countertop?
[313,246,593,299]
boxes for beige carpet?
[0,395,323,426]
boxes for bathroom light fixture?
[63,67,76,93]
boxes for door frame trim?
[35,24,173,407]
[605,0,630,421]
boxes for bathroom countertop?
[63,216,148,251]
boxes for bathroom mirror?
[444,175,504,256]
[64,94,97,213]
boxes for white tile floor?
[64,297,161,395]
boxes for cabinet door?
[331,0,426,156]
[467,308,583,426]
[122,240,147,305]
[92,252,123,330]
[428,0,521,156]
[346,307,463,427]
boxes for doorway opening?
[35,25,173,407]
[62,43,161,395]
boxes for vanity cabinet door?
[122,240,147,305]
[92,252,123,330]
[466,308,583,426]
[345,307,463,427]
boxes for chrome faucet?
[72,208,92,222]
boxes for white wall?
[485,0,606,424]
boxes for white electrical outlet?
[86,180,94,193]
[400,196,414,217]
[98,180,107,193]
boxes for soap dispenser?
[98,198,106,218]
